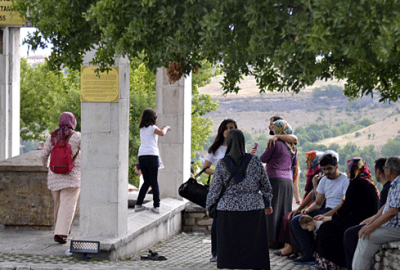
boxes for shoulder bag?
[178,167,211,208]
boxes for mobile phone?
[254,142,259,152]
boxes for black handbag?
[178,167,211,208]
[208,158,244,219]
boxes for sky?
[20,27,52,58]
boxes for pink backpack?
[49,132,75,174]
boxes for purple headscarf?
[50,112,77,145]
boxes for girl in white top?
[203,119,237,175]
[135,108,171,214]
[203,118,237,262]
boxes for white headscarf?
[320,150,339,163]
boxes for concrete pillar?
[80,51,130,238]
[0,27,20,161]
[156,68,191,199]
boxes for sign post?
[0,1,25,26]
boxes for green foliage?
[20,58,81,141]
[313,85,344,98]
[13,0,400,102]
[381,136,400,158]
[359,117,374,127]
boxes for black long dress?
[314,177,379,267]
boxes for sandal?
[140,250,167,261]
[54,235,67,244]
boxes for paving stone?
[0,232,315,270]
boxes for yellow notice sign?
[81,67,119,103]
[0,1,25,26]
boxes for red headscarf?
[50,112,77,145]
[347,158,380,196]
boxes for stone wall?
[373,241,400,270]
[182,202,212,233]
[0,151,53,226]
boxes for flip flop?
[140,250,167,261]
[151,254,167,260]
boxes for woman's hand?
[289,209,300,219]
[267,136,278,147]
[163,125,171,131]
[206,211,209,217]
[265,208,273,215]
[250,147,256,155]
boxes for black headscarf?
[222,129,252,184]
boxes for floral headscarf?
[305,151,323,195]
[272,120,293,135]
[272,120,296,156]
[347,158,379,196]
[50,112,77,145]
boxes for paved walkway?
[0,226,313,270]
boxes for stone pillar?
[156,68,191,199]
[80,51,130,238]
[0,27,20,161]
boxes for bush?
[359,117,373,127]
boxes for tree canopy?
[15,0,400,102]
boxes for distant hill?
[199,74,400,150]
[319,114,400,151]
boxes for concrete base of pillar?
[77,197,187,261]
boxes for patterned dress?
[206,154,273,270]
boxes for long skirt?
[217,209,270,270]
[314,218,354,267]
[277,212,291,244]
[266,178,293,242]
[51,187,80,236]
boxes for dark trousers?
[344,224,365,270]
[211,218,217,257]
[137,155,160,208]
[291,208,331,258]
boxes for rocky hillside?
[199,74,400,150]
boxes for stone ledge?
[0,151,48,172]
[374,241,400,270]
[75,197,187,260]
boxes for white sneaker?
[210,255,217,262]
[135,205,148,212]
[151,207,160,214]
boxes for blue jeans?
[291,208,331,258]
[344,224,365,270]
[137,155,160,208]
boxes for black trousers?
[137,155,160,208]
